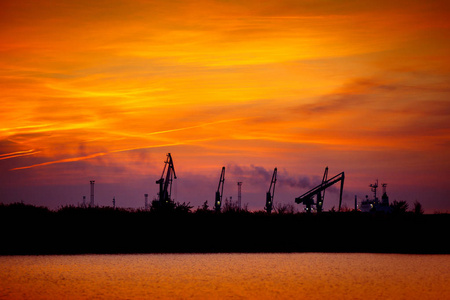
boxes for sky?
[1,0,449,213]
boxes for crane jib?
[295,171,345,212]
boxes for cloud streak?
[145,118,248,136]
[10,139,212,171]
[0,149,41,160]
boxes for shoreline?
[1,204,448,255]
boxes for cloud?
[10,152,108,171]
[227,164,318,190]
[295,77,397,115]
[0,149,41,161]
[278,173,313,189]
[8,137,215,171]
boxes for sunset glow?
[1,0,449,211]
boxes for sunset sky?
[1,0,449,212]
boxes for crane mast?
[295,167,345,213]
[265,167,277,214]
[215,167,225,212]
[156,153,177,205]
[317,166,328,212]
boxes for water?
[0,253,449,299]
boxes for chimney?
[90,180,95,207]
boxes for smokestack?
[90,180,95,207]
[355,195,358,211]
[144,194,149,210]
[82,196,86,207]
[237,182,242,210]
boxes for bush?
[390,200,409,214]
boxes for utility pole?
[237,182,242,210]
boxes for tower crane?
[295,167,345,213]
[265,168,277,214]
[156,153,177,205]
[215,167,225,212]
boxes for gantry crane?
[156,153,177,205]
[265,168,277,214]
[215,167,225,212]
[295,167,345,213]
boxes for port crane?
[265,168,277,214]
[215,167,225,212]
[156,153,177,205]
[295,167,345,213]
[319,167,329,209]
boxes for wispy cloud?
[0,149,41,160]
[145,118,248,136]
[10,139,212,171]
[10,152,108,171]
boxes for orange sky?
[1,0,449,212]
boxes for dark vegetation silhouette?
[274,202,296,214]
[149,198,193,214]
[413,201,424,215]
[390,200,409,214]
[0,202,447,255]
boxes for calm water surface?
[0,253,449,299]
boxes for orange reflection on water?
[0,253,449,299]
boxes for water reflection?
[0,253,449,299]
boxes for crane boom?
[156,153,177,205]
[295,169,345,213]
[265,167,277,214]
[320,167,328,205]
[215,167,225,212]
